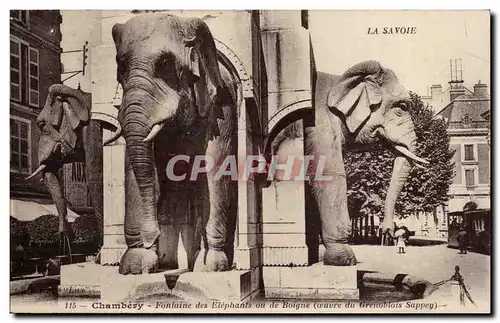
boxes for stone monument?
[58,10,359,302]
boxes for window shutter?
[478,144,489,184]
[451,144,461,184]
[465,169,475,188]
[29,48,39,107]
[21,43,28,104]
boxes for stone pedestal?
[263,263,359,299]
[167,269,258,302]
[58,263,257,302]
[261,182,308,265]
[58,262,104,297]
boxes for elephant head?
[111,14,228,249]
[266,61,428,240]
[326,61,428,234]
[26,84,101,235]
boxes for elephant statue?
[268,60,429,265]
[26,84,107,256]
[111,13,238,274]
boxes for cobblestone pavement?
[351,244,491,312]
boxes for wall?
[448,135,490,212]
[10,10,62,198]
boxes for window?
[10,117,31,174]
[10,37,39,107]
[462,114,472,125]
[465,169,475,188]
[29,48,39,106]
[464,144,475,161]
[10,40,21,102]
[10,10,29,25]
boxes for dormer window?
[462,113,472,125]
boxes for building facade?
[400,78,490,240]
[436,81,490,213]
[10,10,62,202]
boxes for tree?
[345,92,455,222]
[71,213,102,245]
[10,216,28,246]
[26,214,60,246]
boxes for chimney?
[430,84,442,98]
[448,58,465,101]
[449,81,465,102]
[473,80,488,97]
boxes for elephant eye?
[398,102,408,111]
[154,52,179,90]
[40,124,49,135]
[393,107,404,117]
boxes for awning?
[10,198,80,223]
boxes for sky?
[309,10,490,96]
[60,10,491,97]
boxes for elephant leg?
[193,140,237,272]
[305,127,356,266]
[119,152,159,274]
[158,224,180,270]
[311,178,356,266]
[193,178,233,272]
[180,224,198,270]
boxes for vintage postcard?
[9,9,491,314]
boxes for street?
[351,243,490,311]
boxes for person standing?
[457,226,469,254]
[397,231,407,254]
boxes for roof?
[435,92,490,129]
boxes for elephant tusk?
[394,145,429,165]
[103,127,123,146]
[143,123,164,142]
[25,164,47,180]
[412,163,428,170]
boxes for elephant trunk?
[382,155,412,234]
[121,100,160,249]
[43,165,68,234]
[381,130,427,235]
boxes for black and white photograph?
[8,9,491,314]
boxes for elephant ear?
[57,95,89,149]
[37,92,63,127]
[327,61,384,134]
[184,31,225,132]
[62,95,90,130]
[58,103,78,149]
[112,23,125,83]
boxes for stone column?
[235,98,261,270]
[91,44,127,264]
[259,11,312,267]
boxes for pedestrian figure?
[457,226,468,254]
[395,228,407,254]
[397,233,407,254]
